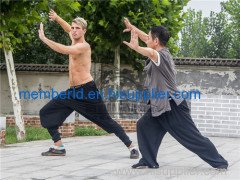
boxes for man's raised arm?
[123,17,148,44]
[123,30,159,63]
[39,23,89,55]
[49,9,71,33]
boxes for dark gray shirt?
[143,47,184,117]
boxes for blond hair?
[72,17,87,29]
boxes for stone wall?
[1,60,240,137]
[191,94,240,137]
[1,63,239,116]
[99,64,240,120]
[0,63,101,115]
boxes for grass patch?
[5,126,51,144]
[5,126,108,144]
[75,127,108,136]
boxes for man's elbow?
[67,29,71,34]
[150,49,155,58]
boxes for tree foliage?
[0,0,80,63]
[221,0,240,58]
[178,0,240,59]
[1,0,190,69]
[74,0,190,70]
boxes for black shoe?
[130,149,139,159]
[132,162,148,169]
[41,147,66,156]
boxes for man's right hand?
[123,17,133,32]
[49,9,59,21]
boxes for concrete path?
[1,133,239,180]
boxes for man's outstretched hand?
[38,22,46,41]
[123,17,133,33]
[49,9,59,21]
[123,29,139,51]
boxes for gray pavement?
[0,133,240,180]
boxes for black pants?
[40,81,132,147]
[137,99,228,168]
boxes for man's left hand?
[123,29,139,51]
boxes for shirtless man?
[38,10,139,159]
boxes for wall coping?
[0,63,69,72]
[174,58,240,67]
[1,58,240,72]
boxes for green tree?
[206,11,233,58]
[178,9,209,58]
[75,0,189,118]
[1,0,190,67]
[1,0,80,64]
[77,0,189,69]
[1,0,190,120]
[0,0,80,140]
[6,20,71,64]
[178,8,234,58]
[221,0,240,58]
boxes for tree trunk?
[113,45,120,119]
[2,31,26,141]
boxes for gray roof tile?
[0,58,239,72]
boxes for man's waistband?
[70,80,94,89]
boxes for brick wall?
[59,123,75,137]
[6,116,75,138]
[191,94,240,137]
[75,119,137,132]
[5,94,240,138]
[0,130,6,144]
[7,116,42,127]
[6,116,137,136]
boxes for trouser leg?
[100,115,133,147]
[58,82,132,147]
[137,108,167,168]
[40,99,73,143]
[74,100,132,147]
[159,100,228,168]
[47,127,61,143]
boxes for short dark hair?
[150,26,170,46]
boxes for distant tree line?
[177,0,240,59]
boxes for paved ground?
[0,132,240,180]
